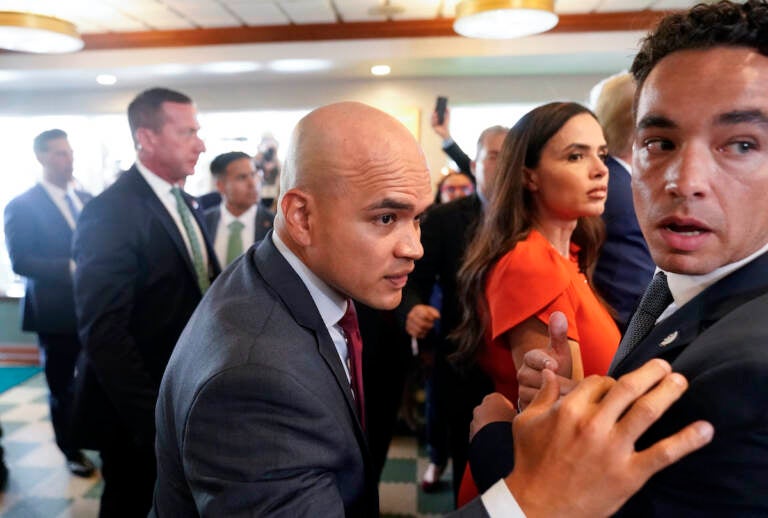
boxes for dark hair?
[632,0,768,88]
[434,171,474,204]
[452,102,606,365]
[127,87,193,145]
[210,151,252,177]
[33,129,67,155]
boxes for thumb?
[528,368,559,412]
[547,311,571,362]
[427,306,441,320]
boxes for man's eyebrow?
[364,198,415,211]
[717,109,768,125]
[637,115,677,130]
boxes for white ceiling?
[0,0,716,91]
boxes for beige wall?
[1,73,607,187]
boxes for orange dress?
[457,229,620,505]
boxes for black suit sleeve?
[468,421,515,493]
[444,141,473,177]
[4,198,71,285]
[396,205,444,326]
[72,199,158,445]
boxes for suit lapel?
[611,252,768,376]
[188,193,221,276]
[253,236,370,450]
[33,184,74,235]
[125,167,200,287]
[253,207,273,242]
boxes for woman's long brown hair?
[451,102,607,366]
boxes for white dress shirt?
[272,231,353,382]
[659,241,768,322]
[135,160,209,268]
[213,203,257,267]
[40,179,83,231]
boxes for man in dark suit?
[150,102,705,518]
[72,87,220,517]
[471,1,768,515]
[591,73,655,330]
[152,102,433,516]
[4,129,95,477]
[400,125,506,498]
[203,151,274,267]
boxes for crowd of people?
[2,1,768,516]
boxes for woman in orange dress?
[451,102,621,504]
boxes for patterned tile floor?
[0,373,455,517]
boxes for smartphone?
[435,96,448,125]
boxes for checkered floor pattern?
[0,373,455,517]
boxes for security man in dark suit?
[203,151,274,267]
[399,124,507,500]
[72,88,220,517]
[4,129,95,478]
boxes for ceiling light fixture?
[96,74,117,86]
[0,11,83,53]
[453,0,558,39]
[370,65,391,76]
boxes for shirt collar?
[271,231,347,328]
[221,203,256,225]
[40,178,74,198]
[664,241,768,309]
[135,159,176,196]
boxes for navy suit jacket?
[152,235,378,517]
[594,156,655,330]
[203,204,274,245]
[610,251,768,515]
[71,165,220,449]
[4,183,91,334]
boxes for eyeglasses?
[440,185,474,195]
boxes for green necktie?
[226,220,245,265]
[171,186,209,293]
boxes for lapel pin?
[660,331,678,347]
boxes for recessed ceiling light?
[200,61,262,74]
[371,65,391,76]
[267,59,332,73]
[153,63,191,76]
[96,74,117,85]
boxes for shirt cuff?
[481,479,526,518]
[441,136,455,149]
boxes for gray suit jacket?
[152,234,378,517]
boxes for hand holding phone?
[435,96,448,125]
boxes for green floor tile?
[381,458,417,483]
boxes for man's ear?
[135,127,154,153]
[523,167,539,191]
[280,189,312,247]
[215,177,226,195]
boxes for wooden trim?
[81,11,672,50]
[0,345,40,366]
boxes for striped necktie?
[171,186,209,293]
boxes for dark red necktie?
[338,300,365,429]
